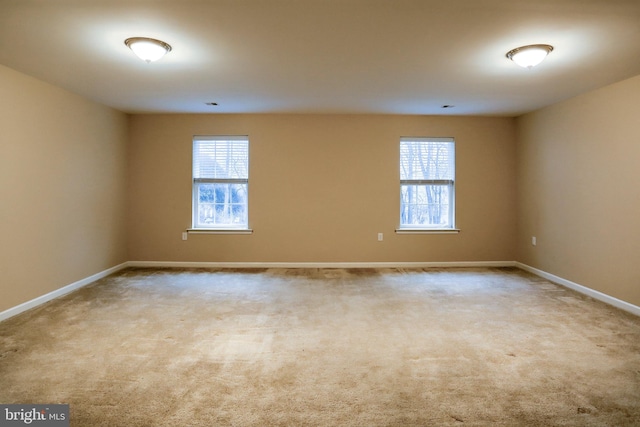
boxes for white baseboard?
[127,260,517,269]
[0,262,129,322]
[7,260,635,323]
[515,262,640,317]
[0,260,515,322]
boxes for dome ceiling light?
[506,44,554,69]
[124,37,172,63]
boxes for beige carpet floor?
[1,267,639,426]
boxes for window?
[192,136,249,229]
[399,137,455,230]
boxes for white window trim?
[399,136,457,231]
[192,135,250,231]
[395,228,460,234]
[186,228,253,235]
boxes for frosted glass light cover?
[507,44,553,69]
[125,38,171,63]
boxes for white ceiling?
[1,0,639,116]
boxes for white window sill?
[187,228,253,235]
[395,229,460,234]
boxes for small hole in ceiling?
[205,102,218,106]
[441,105,455,109]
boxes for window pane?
[401,184,452,228]
[400,139,454,180]
[196,183,247,227]
[399,138,455,230]
[193,139,248,180]
[193,136,249,230]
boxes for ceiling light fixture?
[124,37,172,63]
[506,44,554,69]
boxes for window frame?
[191,135,251,233]
[397,137,458,233]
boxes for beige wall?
[516,75,640,306]
[128,114,516,263]
[0,65,129,313]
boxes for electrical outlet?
[378,233,383,241]
[182,232,188,241]
[532,236,536,246]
